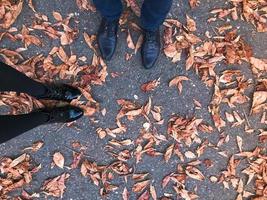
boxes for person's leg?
[140,0,173,69]
[140,0,173,31]
[0,105,84,144]
[93,0,123,21]
[93,0,123,61]
[0,61,46,97]
[0,62,81,102]
[0,112,49,143]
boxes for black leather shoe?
[141,29,161,69]
[40,106,84,124]
[37,84,81,102]
[97,18,119,61]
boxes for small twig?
[243,108,251,127]
[56,124,66,133]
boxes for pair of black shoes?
[97,18,160,69]
[35,84,83,124]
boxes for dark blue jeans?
[93,0,173,31]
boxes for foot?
[97,18,119,61]
[141,29,161,69]
[39,105,84,124]
[37,84,81,102]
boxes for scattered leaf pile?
[0,0,266,199]
[0,154,40,199]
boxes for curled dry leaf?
[53,152,65,169]
[141,78,160,92]
[251,91,267,114]
[186,15,197,32]
[125,0,141,17]
[23,141,44,152]
[185,166,205,181]
[133,173,149,182]
[0,154,39,198]
[127,30,135,49]
[185,151,196,159]
[164,144,174,163]
[76,0,96,11]
[188,0,200,8]
[83,32,96,53]
[0,0,23,29]
[138,190,150,200]
[42,173,70,198]
[96,128,107,139]
[53,11,63,21]
[236,136,243,152]
[150,184,157,200]
[135,34,143,54]
[210,176,218,183]
[71,151,84,169]
[132,180,150,193]
[169,76,190,94]
[122,187,129,200]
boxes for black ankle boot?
[37,84,81,102]
[141,29,161,69]
[97,18,119,61]
[39,106,84,124]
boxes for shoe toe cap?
[101,46,114,61]
[141,44,160,69]
[98,36,116,61]
[69,107,84,121]
[64,86,81,101]
[142,51,159,69]
[143,57,157,69]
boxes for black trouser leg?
[0,112,49,143]
[0,62,49,143]
[0,62,46,97]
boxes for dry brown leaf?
[96,128,107,139]
[132,180,150,193]
[53,11,63,21]
[53,152,65,169]
[141,78,160,92]
[127,30,135,49]
[76,0,96,11]
[135,34,143,54]
[186,15,197,32]
[236,136,243,152]
[164,144,174,163]
[138,190,150,200]
[71,151,84,169]
[188,0,200,8]
[225,112,235,123]
[185,151,196,159]
[125,0,141,17]
[150,184,157,200]
[251,91,267,114]
[42,173,70,198]
[0,0,23,29]
[185,166,205,181]
[169,76,190,94]
[122,187,129,200]
[23,141,44,152]
[83,32,96,53]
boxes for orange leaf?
[53,152,64,169]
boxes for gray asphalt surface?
[0,0,267,200]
